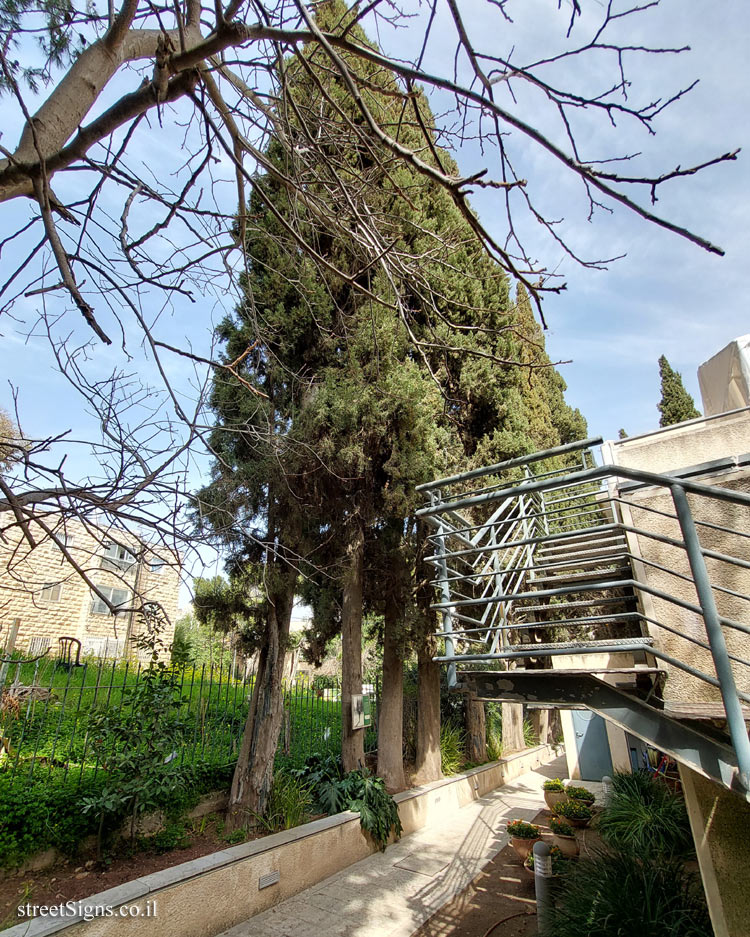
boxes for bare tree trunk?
[502,702,525,754]
[225,563,295,832]
[341,519,365,773]
[377,582,406,792]
[414,637,442,784]
[465,693,487,763]
[529,708,550,746]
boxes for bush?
[440,722,464,776]
[565,784,595,804]
[553,800,592,821]
[543,778,565,792]
[506,819,541,839]
[549,852,712,937]
[263,771,313,831]
[549,817,574,837]
[596,770,693,860]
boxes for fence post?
[672,483,750,790]
[433,489,457,688]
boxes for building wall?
[603,409,750,703]
[0,515,180,658]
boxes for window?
[100,541,136,571]
[149,556,165,574]
[39,582,62,602]
[90,586,130,615]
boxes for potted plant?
[549,816,579,857]
[542,778,567,811]
[523,844,569,878]
[565,784,596,806]
[553,799,593,828]
[506,819,542,860]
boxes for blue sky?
[1,0,748,595]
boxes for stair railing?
[417,445,750,792]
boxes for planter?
[544,789,567,811]
[510,835,541,861]
[552,833,579,858]
[567,815,591,829]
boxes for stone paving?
[219,754,570,937]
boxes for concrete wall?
[680,764,750,937]
[2,745,556,937]
[602,410,750,704]
[0,515,181,657]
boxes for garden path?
[219,754,570,937]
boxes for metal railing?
[417,438,750,791]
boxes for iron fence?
[0,655,379,789]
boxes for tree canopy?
[657,355,701,427]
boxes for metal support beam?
[460,670,748,799]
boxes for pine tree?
[657,355,701,426]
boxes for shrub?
[596,770,693,860]
[440,722,464,776]
[549,817,574,837]
[506,819,541,839]
[549,852,712,937]
[553,800,592,821]
[543,778,565,792]
[565,784,595,804]
[263,771,313,831]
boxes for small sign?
[351,693,372,730]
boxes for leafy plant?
[148,823,190,853]
[506,819,541,839]
[523,718,537,748]
[553,800,592,821]
[543,778,565,792]
[549,852,711,937]
[565,784,595,804]
[596,770,693,860]
[525,843,569,875]
[262,771,313,831]
[549,817,574,837]
[440,721,464,776]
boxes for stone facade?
[0,515,180,659]
[602,407,750,704]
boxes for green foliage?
[549,852,711,937]
[553,800,592,821]
[543,778,565,792]
[293,756,401,850]
[595,771,693,860]
[148,823,191,853]
[525,844,569,875]
[523,718,537,748]
[506,819,541,839]
[549,817,574,837]
[565,785,595,804]
[440,722,465,776]
[657,355,701,427]
[262,771,313,832]
[80,614,191,851]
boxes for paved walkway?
[220,754,572,937]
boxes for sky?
[1,0,749,596]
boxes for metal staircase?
[416,438,750,798]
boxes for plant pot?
[552,833,579,857]
[567,815,591,829]
[510,835,541,861]
[544,789,567,811]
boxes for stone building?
[0,515,181,659]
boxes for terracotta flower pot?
[510,835,541,861]
[567,815,591,829]
[544,789,567,811]
[552,833,579,858]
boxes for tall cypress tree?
[200,0,588,805]
[657,355,701,426]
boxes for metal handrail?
[419,443,750,791]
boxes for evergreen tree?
[657,355,701,426]
[199,0,588,805]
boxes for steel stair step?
[517,595,636,615]
[530,566,632,587]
